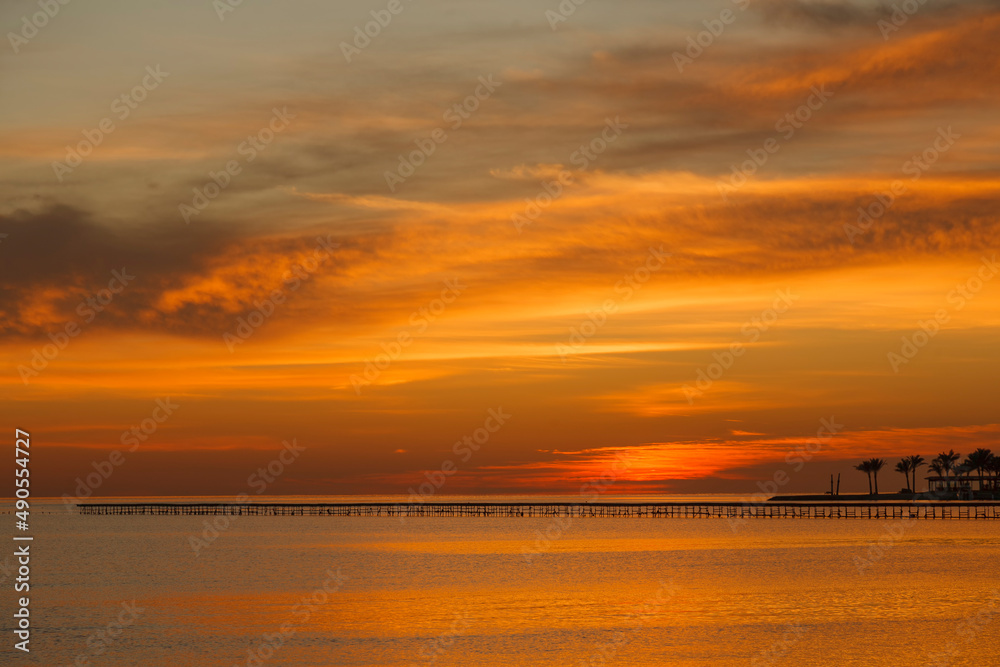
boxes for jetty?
[77,501,1000,519]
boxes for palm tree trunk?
[867,473,872,495]
[873,471,879,495]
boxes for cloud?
[752,0,1000,30]
[4,164,998,342]
[0,205,364,338]
[754,0,878,28]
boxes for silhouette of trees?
[855,460,872,494]
[852,451,999,498]
[907,455,926,492]
[867,458,886,495]
[966,448,993,490]
[933,450,961,490]
[987,454,1000,491]
[895,459,912,492]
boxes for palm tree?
[907,455,926,492]
[895,459,912,492]
[868,458,887,495]
[855,460,872,495]
[928,460,947,497]
[987,455,1000,492]
[933,450,961,490]
[967,448,993,490]
[955,458,975,497]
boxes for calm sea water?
[4,496,999,666]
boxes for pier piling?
[75,501,1000,519]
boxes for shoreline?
[768,492,998,502]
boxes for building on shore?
[925,475,997,494]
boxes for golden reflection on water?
[33,505,1000,666]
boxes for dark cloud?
[753,0,1000,28]
[0,206,228,287]
[0,206,362,338]
[754,0,877,27]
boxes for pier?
[77,501,1000,519]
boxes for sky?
[1,0,999,499]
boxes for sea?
[4,495,999,666]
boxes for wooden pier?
[76,501,1000,519]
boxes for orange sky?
[1,0,999,498]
